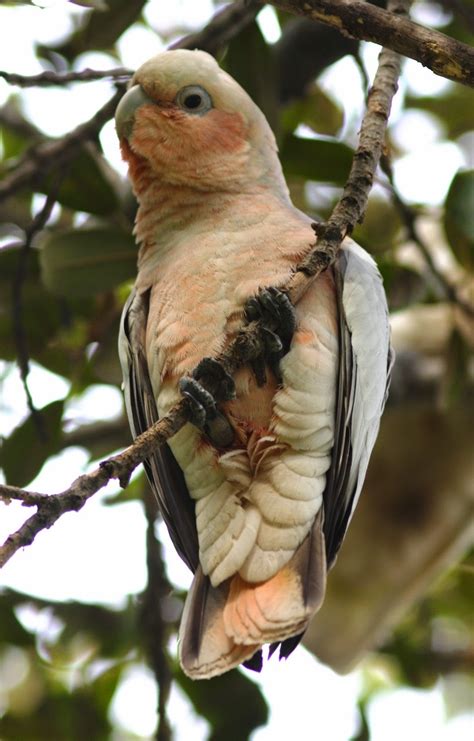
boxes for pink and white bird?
[115,49,392,679]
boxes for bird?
[115,49,392,680]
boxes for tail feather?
[179,566,260,679]
[179,511,326,679]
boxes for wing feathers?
[119,288,199,572]
[322,243,392,568]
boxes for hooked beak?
[115,85,154,140]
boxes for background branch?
[0,88,124,204]
[140,487,174,741]
[267,0,474,87]
[11,189,60,430]
[170,0,261,54]
[381,154,474,319]
[0,67,133,87]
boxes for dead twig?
[0,88,124,204]
[381,154,474,319]
[170,0,261,54]
[0,67,133,87]
[140,487,174,741]
[11,188,60,435]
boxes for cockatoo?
[116,49,392,680]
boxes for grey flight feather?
[118,288,199,573]
[323,242,393,567]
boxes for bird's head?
[115,49,287,197]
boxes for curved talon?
[244,287,297,385]
[192,356,236,401]
[179,375,234,448]
[179,377,211,429]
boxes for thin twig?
[170,0,261,54]
[285,0,406,302]
[0,399,190,568]
[141,487,174,741]
[11,188,60,435]
[439,0,474,35]
[0,67,133,87]
[0,1,407,569]
[0,88,124,204]
[381,155,474,319]
[267,0,474,87]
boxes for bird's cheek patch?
[199,109,248,154]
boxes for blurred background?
[0,1,472,739]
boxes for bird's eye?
[176,85,213,115]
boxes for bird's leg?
[244,287,297,385]
[179,357,235,448]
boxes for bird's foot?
[179,358,235,448]
[244,287,296,385]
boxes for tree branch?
[171,0,261,54]
[0,1,406,569]
[266,0,474,87]
[11,186,62,433]
[0,400,190,568]
[381,154,474,319]
[0,88,124,204]
[286,0,404,301]
[140,487,174,741]
[0,67,133,87]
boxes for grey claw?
[192,357,236,401]
[179,375,234,447]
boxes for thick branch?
[267,0,474,87]
[286,4,404,301]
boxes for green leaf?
[0,689,112,741]
[444,169,474,270]
[39,227,137,297]
[0,245,65,362]
[176,666,268,741]
[406,87,474,139]
[441,329,471,406]
[377,261,426,311]
[282,84,344,137]
[90,313,123,386]
[41,146,121,216]
[224,20,278,134]
[0,399,64,487]
[352,196,403,254]
[0,245,98,379]
[42,0,147,60]
[280,134,353,184]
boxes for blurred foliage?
[0,1,473,740]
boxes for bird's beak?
[115,85,154,140]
